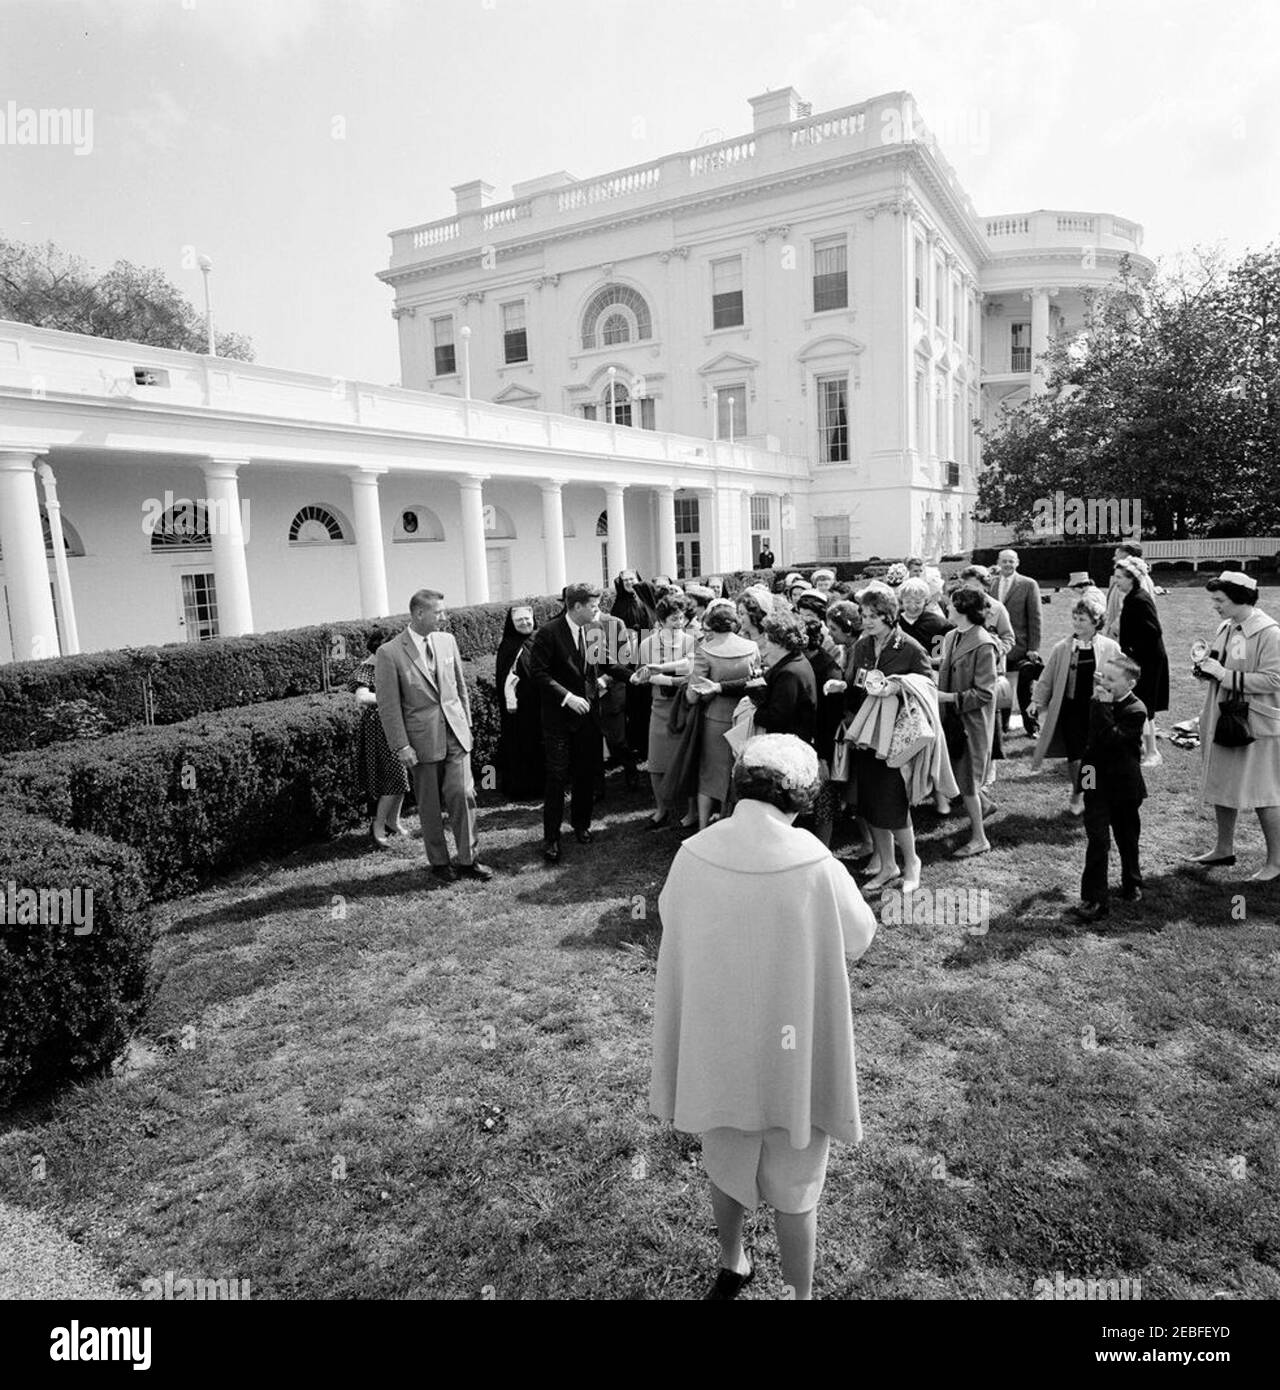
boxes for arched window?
[393,505,445,543]
[595,509,609,537]
[601,313,630,346]
[602,379,631,426]
[289,504,349,545]
[581,284,653,350]
[0,509,86,562]
[149,501,211,551]
[482,504,517,540]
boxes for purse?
[942,705,968,763]
[887,694,930,768]
[1214,669,1253,748]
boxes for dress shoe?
[705,1264,755,1301]
[456,862,494,881]
[370,826,391,850]
[429,864,455,881]
[1121,886,1142,903]
[1023,721,1040,738]
[1069,901,1108,923]
[574,829,593,845]
[644,814,670,831]
[542,842,561,864]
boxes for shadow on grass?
[557,900,663,958]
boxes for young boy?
[1071,654,1147,923]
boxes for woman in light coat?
[1184,572,1280,880]
[650,734,877,1300]
[936,587,1000,857]
[1029,594,1121,814]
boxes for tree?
[975,245,1280,538]
[0,238,254,360]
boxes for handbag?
[830,718,854,781]
[1214,669,1253,748]
[942,705,967,763]
[886,694,930,768]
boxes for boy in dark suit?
[1071,654,1147,922]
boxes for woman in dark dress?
[348,627,411,848]
[833,587,931,892]
[613,570,658,763]
[748,609,817,745]
[496,605,545,800]
[799,608,841,846]
[1114,556,1169,767]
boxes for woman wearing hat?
[1184,571,1280,880]
[1066,571,1107,610]
[1114,556,1169,767]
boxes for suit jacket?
[990,573,1042,661]
[1081,691,1147,802]
[981,595,1016,674]
[749,649,817,745]
[375,628,473,762]
[528,614,629,735]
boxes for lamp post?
[460,325,472,400]
[711,389,719,441]
[607,365,617,424]
[196,254,215,356]
[727,394,736,446]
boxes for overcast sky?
[3,0,1276,384]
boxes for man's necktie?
[577,625,587,674]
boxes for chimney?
[452,179,496,215]
[748,87,804,132]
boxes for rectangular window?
[607,389,632,426]
[674,496,700,534]
[581,403,597,421]
[501,301,528,364]
[913,238,925,312]
[968,294,976,356]
[934,260,944,327]
[1011,321,1031,373]
[711,256,745,329]
[952,281,962,342]
[935,381,947,459]
[180,573,219,642]
[815,516,851,561]
[812,237,848,312]
[640,396,656,430]
[715,383,747,440]
[750,495,771,532]
[817,373,849,463]
[431,316,456,376]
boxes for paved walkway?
[0,1199,133,1299]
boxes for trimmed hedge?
[0,811,153,1109]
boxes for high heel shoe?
[644,813,670,831]
[369,826,391,850]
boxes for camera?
[853,668,869,690]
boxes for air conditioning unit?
[944,459,960,488]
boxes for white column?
[605,483,629,576]
[0,449,60,660]
[1028,287,1050,396]
[458,474,490,605]
[37,461,80,655]
[201,458,254,636]
[741,489,755,569]
[697,487,720,573]
[347,468,390,618]
[655,484,678,580]
[540,479,567,596]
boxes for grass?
[1,582,1278,1300]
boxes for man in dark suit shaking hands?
[376,589,493,882]
[529,581,627,862]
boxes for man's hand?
[564,694,591,716]
[397,745,418,768]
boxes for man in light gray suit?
[990,549,1043,736]
[376,589,493,881]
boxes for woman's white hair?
[898,577,930,604]
[737,734,820,795]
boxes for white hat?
[1216,570,1258,591]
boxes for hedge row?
[0,810,153,1110]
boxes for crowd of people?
[344,548,1279,1297]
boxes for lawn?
[1,582,1278,1300]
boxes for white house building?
[380,86,1153,567]
[0,85,1153,665]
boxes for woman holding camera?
[1184,572,1280,880]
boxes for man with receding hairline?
[376,589,493,881]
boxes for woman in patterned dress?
[633,592,698,828]
[348,628,411,848]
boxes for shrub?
[0,597,564,756]
[0,811,153,1110]
[4,663,506,900]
